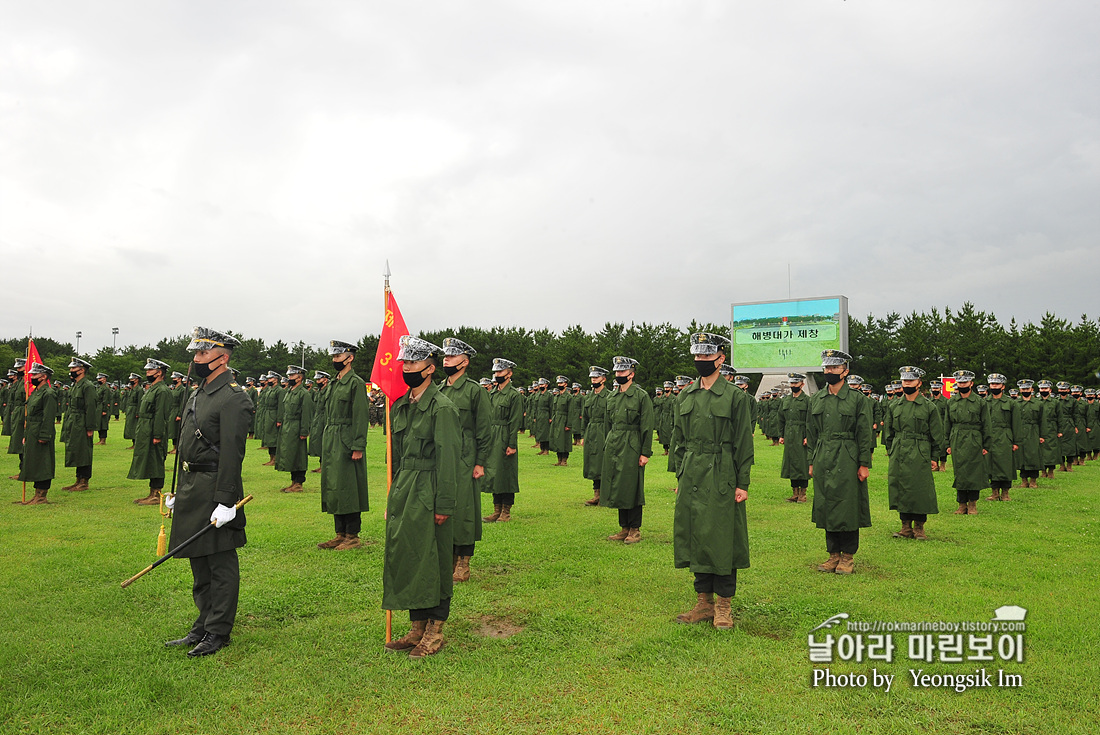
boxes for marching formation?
[4,328,1099,659]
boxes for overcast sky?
[2,1,1097,354]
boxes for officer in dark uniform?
[162,327,252,657]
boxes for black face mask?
[1059,391,1070,397]
[442,365,460,377]
[790,385,801,394]
[1021,391,1032,397]
[989,388,1003,396]
[931,390,941,396]
[69,371,80,381]
[402,369,428,389]
[558,385,567,392]
[145,375,156,384]
[614,375,629,385]
[192,359,218,380]
[694,359,718,377]
[592,381,603,389]
[495,375,507,384]
[32,377,46,387]
[1039,390,1050,397]
[903,386,918,395]
[823,373,844,386]
[958,386,972,395]
[332,358,347,373]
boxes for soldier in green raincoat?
[1036,380,1060,477]
[1086,389,1100,460]
[6,360,28,478]
[382,337,461,659]
[94,373,111,444]
[275,366,313,493]
[882,366,943,540]
[533,378,552,454]
[1014,379,1044,488]
[600,356,654,544]
[129,359,173,504]
[438,338,491,583]
[942,370,992,514]
[1071,385,1089,463]
[778,372,811,503]
[985,373,1021,501]
[581,366,611,506]
[318,341,370,551]
[927,380,950,470]
[61,358,98,493]
[1054,381,1077,471]
[308,371,330,471]
[259,373,283,465]
[732,374,757,435]
[653,385,669,453]
[549,375,573,465]
[17,364,57,504]
[806,350,873,575]
[481,358,524,523]
[672,333,753,630]
[122,373,141,446]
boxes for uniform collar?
[685,376,724,395]
[200,369,232,395]
[409,381,438,410]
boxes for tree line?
[3,302,1097,393]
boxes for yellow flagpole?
[383,276,394,644]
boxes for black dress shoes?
[187,632,230,657]
[165,631,204,648]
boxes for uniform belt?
[610,422,638,431]
[328,419,351,426]
[685,441,727,454]
[825,431,854,439]
[897,431,928,439]
[399,458,436,471]
[952,422,981,428]
[182,461,218,473]
[492,420,511,426]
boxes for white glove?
[164,494,175,510]
[210,503,237,528]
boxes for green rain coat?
[1072,397,1088,455]
[534,388,552,443]
[275,384,313,473]
[438,374,491,547]
[806,383,874,532]
[943,393,992,493]
[599,383,654,510]
[95,381,112,431]
[480,383,524,496]
[1038,395,1061,467]
[1015,397,1044,472]
[882,395,943,515]
[168,370,250,558]
[382,382,459,611]
[581,387,611,481]
[320,369,369,515]
[6,381,27,455]
[62,377,97,468]
[1088,400,1100,452]
[127,380,172,480]
[549,390,573,454]
[1056,395,1077,459]
[18,384,56,483]
[672,377,753,575]
[778,391,811,482]
[260,386,283,449]
[308,383,329,457]
[986,396,1021,482]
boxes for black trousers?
[539,441,549,451]
[956,489,980,503]
[493,493,515,505]
[556,452,569,462]
[825,530,859,555]
[290,470,306,483]
[76,464,92,480]
[593,478,601,490]
[899,512,927,522]
[98,430,107,440]
[33,480,50,490]
[334,513,362,535]
[188,549,240,638]
[268,448,277,459]
[991,480,1012,490]
[410,596,451,622]
[150,477,164,490]
[694,571,737,598]
[618,505,643,529]
[1020,470,1039,479]
[454,543,475,557]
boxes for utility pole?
[112,327,119,354]
[76,331,82,354]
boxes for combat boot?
[966,500,978,515]
[334,535,361,550]
[498,505,512,522]
[384,620,426,652]
[584,488,600,506]
[61,479,80,492]
[953,503,967,514]
[607,527,629,541]
[624,527,642,544]
[785,488,799,502]
[75,478,90,492]
[834,553,855,575]
[483,504,502,523]
[136,491,161,506]
[987,488,1001,501]
[453,556,471,583]
[797,487,808,503]
[675,593,714,624]
[408,620,445,659]
[281,482,304,493]
[913,522,928,541]
[713,596,734,630]
[1001,488,1010,501]
[817,552,841,572]
[317,534,345,550]
[24,489,50,505]
[893,520,915,539]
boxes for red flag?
[370,290,411,401]
[25,340,46,396]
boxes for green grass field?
[1,424,1098,734]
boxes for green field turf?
[1,422,1097,734]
